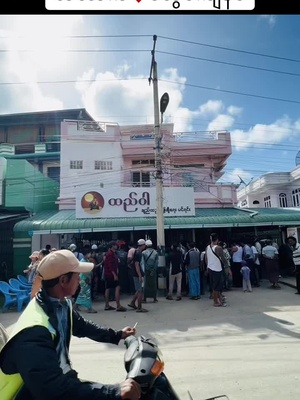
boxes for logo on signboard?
[81,191,105,215]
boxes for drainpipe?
[234,206,259,218]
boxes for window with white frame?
[94,161,113,170]
[70,160,83,169]
[292,188,300,207]
[131,171,150,187]
[264,195,271,208]
[132,159,155,166]
[279,193,288,208]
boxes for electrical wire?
[157,35,300,64]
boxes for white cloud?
[75,65,197,130]
[0,16,82,114]
[258,15,277,28]
[223,168,252,185]
[199,100,224,116]
[227,105,242,117]
[207,114,235,131]
[75,64,246,138]
[231,116,297,151]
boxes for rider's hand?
[120,378,141,400]
[121,326,136,339]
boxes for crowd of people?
[1,234,300,399]
[23,233,300,313]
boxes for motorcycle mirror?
[188,392,229,400]
[188,391,193,400]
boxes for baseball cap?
[91,244,98,250]
[69,244,77,251]
[37,249,94,281]
[137,239,146,246]
[29,251,39,259]
[145,240,152,247]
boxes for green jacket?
[0,297,70,400]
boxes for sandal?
[104,305,116,311]
[213,302,227,307]
[136,308,148,313]
[116,306,127,312]
[128,303,137,309]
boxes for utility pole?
[149,35,169,293]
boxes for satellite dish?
[296,150,300,166]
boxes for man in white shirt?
[240,239,259,287]
[231,242,243,288]
[287,236,300,294]
[251,243,261,285]
[205,233,228,307]
[262,240,280,289]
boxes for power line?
[1,47,299,79]
[0,34,153,39]
[0,49,150,53]
[158,35,300,64]
[157,50,300,79]
[0,77,145,86]
[160,79,300,105]
[0,75,299,107]
[3,32,299,65]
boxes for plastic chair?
[17,274,31,286]
[9,278,32,294]
[0,281,29,312]
[0,282,18,312]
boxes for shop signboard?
[75,187,195,219]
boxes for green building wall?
[1,158,59,275]
[4,158,59,213]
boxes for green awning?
[0,213,23,221]
[13,207,300,235]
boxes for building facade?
[236,166,300,242]
[57,120,236,210]
[0,109,94,184]
[237,166,300,209]
[0,109,93,277]
[10,114,300,275]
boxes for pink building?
[58,120,237,209]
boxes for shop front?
[12,206,300,276]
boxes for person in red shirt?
[103,241,127,312]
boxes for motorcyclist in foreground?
[0,249,141,400]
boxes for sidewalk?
[279,275,297,290]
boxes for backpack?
[143,250,157,270]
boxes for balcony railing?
[0,141,61,155]
[174,130,227,142]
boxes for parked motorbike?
[124,335,229,400]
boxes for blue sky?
[0,14,300,185]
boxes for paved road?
[2,280,300,400]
